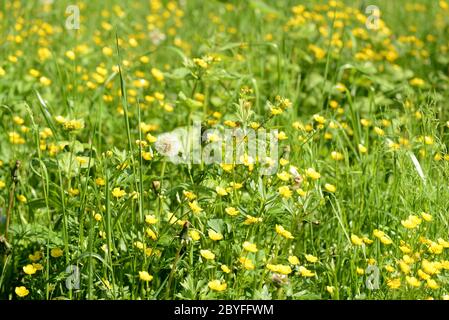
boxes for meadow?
[1,0,449,300]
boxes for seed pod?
[152,180,160,193]
[0,235,12,256]
[271,273,289,286]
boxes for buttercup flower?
[15,286,29,298]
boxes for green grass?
[1,0,449,300]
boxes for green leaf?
[35,90,59,139]
[166,68,191,80]
[207,219,224,234]
[249,0,281,15]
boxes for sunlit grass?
[1,0,449,300]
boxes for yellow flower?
[422,259,439,275]
[360,118,371,127]
[32,263,43,271]
[418,269,430,280]
[387,278,401,289]
[239,257,255,270]
[438,238,449,248]
[403,255,414,264]
[142,151,153,161]
[146,228,158,240]
[373,229,385,239]
[266,264,292,275]
[279,158,289,166]
[276,131,288,140]
[331,151,344,161]
[39,76,52,86]
[15,286,29,298]
[305,254,318,263]
[278,186,292,199]
[62,119,84,131]
[139,271,153,282]
[410,77,425,87]
[151,68,164,82]
[225,207,239,216]
[385,265,395,273]
[145,215,158,224]
[65,50,76,60]
[399,261,411,274]
[326,286,335,294]
[243,215,262,225]
[374,127,384,136]
[296,189,307,197]
[0,180,5,189]
[421,212,432,222]
[29,251,42,262]
[335,83,347,92]
[208,280,227,292]
[13,116,24,125]
[242,241,258,253]
[112,187,126,198]
[95,178,106,186]
[240,154,254,168]
[134,241,144,250]
[277,171,291,181]
[351,234,364,246]
[305,168,320,180]
[220,163,234,172]
[215,186,228,196]
[441,260,449,270]
[181,191,196,201]
[208,229,223,241]
[406,276,421,288]
[399,244,412,253]
[401,215,422,229]
[188,201,203,214]
[23,264,37,275]
[200,249,215,260]
[221,265,231,273]
[288,255,300,265]
[356,267,365,275]
[358,144,368,154]
[275,225,294,239]
[298,266,316,277]
[230,182,243,189]
[94,213,102,222]
[193,58,208,68]
[441,0,449,10]
[270,107,283,115]
[102,47,113,56]
[17,195,27,203]
[309,45,326,60]
[68,188,79,197]
[373,229,392,245]
[428,241,444,254]
[329,100,339,109]
[9,132,25,144]
[313,114,326,124]
[324,183,336,193]
[224,120,237,128]
[189,230,200,241]
[50,248,63,258]
[146,133,157,143]
[380,236,393,245]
